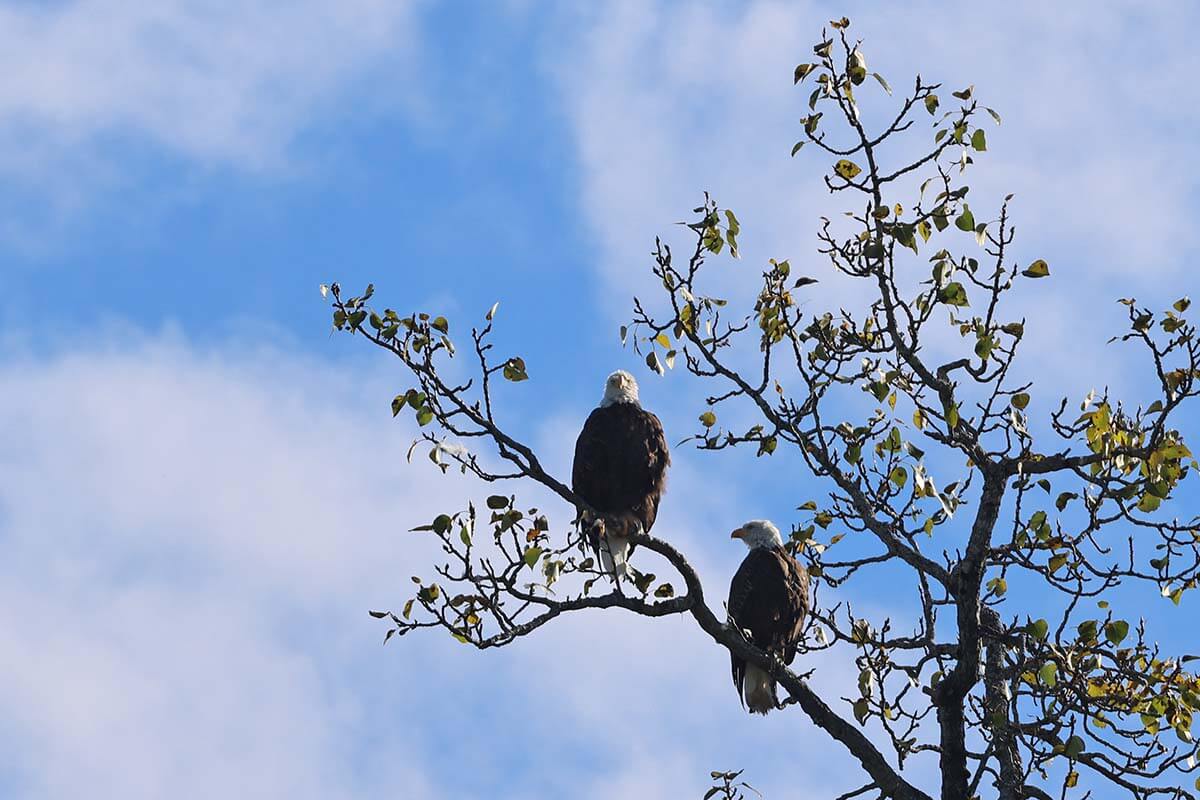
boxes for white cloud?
[552,0,1200,398]
[0,0,422,174]
[0,335,456,798]
[0,330,873,798]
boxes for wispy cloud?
[0,334,456,797]
[0,1,422,172]
[551,1,1200,398]
[0,331,862,798]
[0,0,425,246]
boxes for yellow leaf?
[1022,259,1050,278]
[834,159,863,180]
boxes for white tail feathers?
[744,664,776,714]
[599,535,631,578]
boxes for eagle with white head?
[571,370,670,577]
[728,519,810,714]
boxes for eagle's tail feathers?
[744,664,777,715]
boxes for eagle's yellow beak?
[730,527,746,539]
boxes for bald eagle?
[571,370,670,577]
[728,520,810,714]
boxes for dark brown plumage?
[572,402,669,531]
[571,372,669,570]
[728,525,810,714]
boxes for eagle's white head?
[731,519,783,550]
[600,370,640,408]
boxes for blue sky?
[2,2,1199,798]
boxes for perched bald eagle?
[571,370,670,576]
[728,520,810,714]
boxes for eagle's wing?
[727,547,811,705]
[572,405,670,539]
[727,548,773,705]
[571,408,607,508]
[626,408,670,534]
[775,548,811,666]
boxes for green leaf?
[632,570,656,595]
[1048,553,1068,573]
[645,350,664,376]
[834,159,863,180]
[938,281,969,307]
[1022,259,1050,279]
[852,698,870,725]
[486,495,509,509]
[793,63,817,83]
[654,332,671,349]
[1105,620,1130,646]
[431,316,449,334]
[1001,322,1024,337]
[986,576,1007,597]
[391,395,406,417]
[1026,618,1049,641]
[523,546,543,568]
[653,582,675,599]
[416,407,435,426]
[699,411,717,428]
[871,72,891,94]
[1173,296,1190,313]
[1011,392,1030,410]
[1137,493,1162,513]
[402,598,414,619]
[503,357,529,382]
[924,94,939,115]
[954,207,976,231]
[1038,661,1057,687]
[932,205,949,231]
[985,107,1002,125]
[974,333,995,360]
[790,140,805,157]
[889,466,908,490]
[1064,735,1085,759]
[432,514,452,534]
[970,129,987,152]
[724,209,740,236]
[1055,492,1079,511]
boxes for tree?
[325,17,1200,800]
